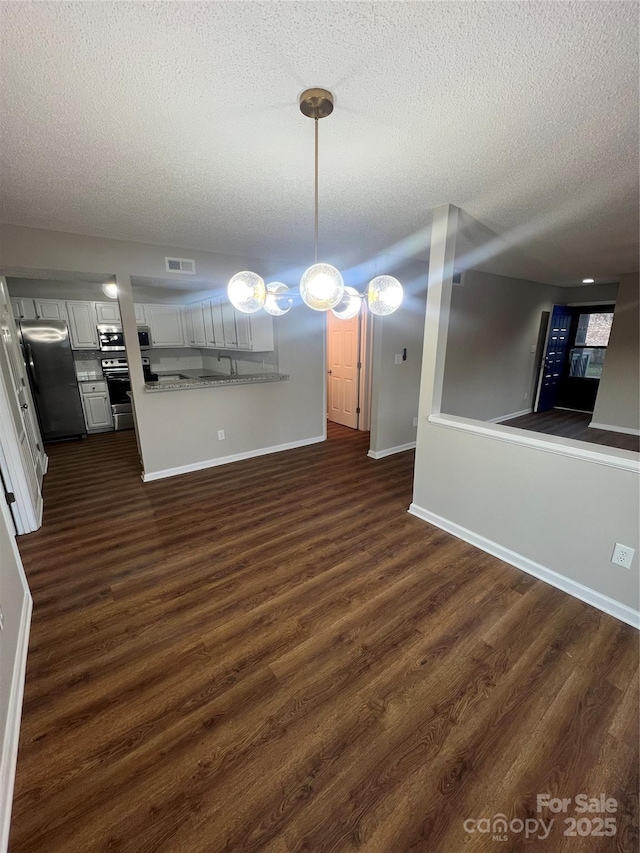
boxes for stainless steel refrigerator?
[19,319,86,441]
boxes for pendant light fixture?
[228,89,403,319]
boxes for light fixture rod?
[314,117,319,264]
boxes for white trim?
[566,300,617,306]
[428,413,639,473]
[142,435,326,482]
[589,421,640,437]
[487,408,532,424]
[367,441,416,460]
[408,503,640,630]
[0,589,32,853]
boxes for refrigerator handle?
[25,343,40,394]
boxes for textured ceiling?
[1,1,638,285]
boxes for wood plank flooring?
[10,424,639,852]
[502,409,639,452]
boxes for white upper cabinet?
[249,312,275,351]
[188,297,274,351]
[95,301,121,324]
[235,311,252,350]
[10,298,36,321]
[134,304,146,324]
[34,299,67,322]
[221,300,237,349]
[145,304,185,347]
[190,304,207,347]
[203,298,226,348]
[66,301,99,349]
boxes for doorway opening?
[326,307,371,432]
[535,303,615,414]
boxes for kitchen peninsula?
[145,371,289,391]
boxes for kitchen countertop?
[145,370,289,391]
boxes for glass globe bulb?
[367,275,403,316]
[331,286,362,320]
[264,282,293,316]
[102,282,118,300]
[299,263,344,311]
[228,271,266,314]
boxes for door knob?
[21,403,28,409]
[327,369,332,374]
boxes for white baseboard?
[589,421,640,437]
[142,435,326,482]
[408,503,640,630]
[367,441,416,460]
[0,590,32,853]
[487,408,532,424]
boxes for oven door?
[105,374,131,406]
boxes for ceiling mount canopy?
[228,88,403,319]
[298,87,334,120]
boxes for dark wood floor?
[502,409,639,452]
[10,424,639,852]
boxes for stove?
[101,357,157,430]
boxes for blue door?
[535,305,573,412]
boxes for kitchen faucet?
[217,353,236,376]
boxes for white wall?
[592,272,639,434]
[441,270,561,421]
[563,282,619,304]
[369,262,428,456]
[129,302,325,478]
[0,492,32,851]
[412,205,639,626]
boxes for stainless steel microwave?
[97,325,151,352]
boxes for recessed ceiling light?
[582,278,595,284]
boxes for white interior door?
[327,310,360,429]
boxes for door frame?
[0,278,45,533]
[326,306,372,431]
[534,302,616,414]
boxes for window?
[569,311,614,380]
[575,312,614,346]
[568,347,607,379]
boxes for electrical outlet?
[413,417,418,427]
[524,391,528,400]
[611,543,635,569]
[0,605,4,631]
[394,354,403,365]
[218,429,225,441]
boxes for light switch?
[395,354,403,365]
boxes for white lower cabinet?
[79,382,113,432]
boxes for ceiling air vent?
[165,257,196,274]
